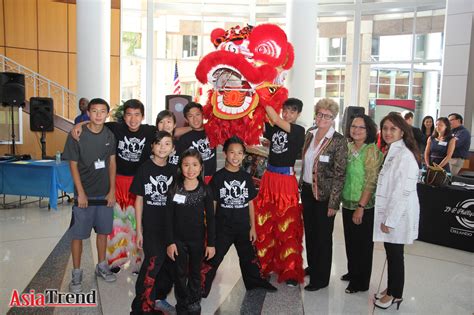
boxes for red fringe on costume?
[140,256,156,312]
[254,171,304,283]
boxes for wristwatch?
[357,203,365,209]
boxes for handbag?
[424,163,449,187]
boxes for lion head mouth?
[211,68,258,119]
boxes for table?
[0,160,74,209]
[417,183,474,252]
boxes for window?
[182,35,198,58]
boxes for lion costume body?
[195,24,304,284]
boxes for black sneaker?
[304,266,311,276]
[258,281,277,292]
[110,266,121,274]
[286,279,298,287]
[187,302,201,313]
[340,273,350,281]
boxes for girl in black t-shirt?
[202,136,277,298]
[130,131,176,315]
[166,149,215,314]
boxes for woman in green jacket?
[341,114,383,294]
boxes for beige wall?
[0,0,120,112]
[0,0,121,159]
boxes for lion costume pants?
[254,169,304,283]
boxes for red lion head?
[195,24,294,147]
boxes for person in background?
[420,115,435,159]
[448,113,471,175]
[373,113,420,311]
[74,97,90,124]
[341,114,383,294]
[421,116,434,139]
[403,111,424,154]
[300,98,348,292]
[424,117,456,172]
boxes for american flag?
[173,60,181,94]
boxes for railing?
[0,54,77,121]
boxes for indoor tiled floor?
[1,196,473,314]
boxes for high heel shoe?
[374,297,403,310]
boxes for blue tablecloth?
[0,160,74,209]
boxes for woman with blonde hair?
[300,98,348,291]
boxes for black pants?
[301,184,335,288]
[174,239,204,313]
[130,234,173,315]
[342,207,374,290]
[384,242,404,298]
[202,225,266,297]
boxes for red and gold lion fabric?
[195,24,294,147]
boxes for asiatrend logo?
[454,199,474,230]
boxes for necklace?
[349,143,366,162]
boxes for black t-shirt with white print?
[129,159,175,233]
[167,137,180,169]
[210,167,257,230]
[106,122,156,176]
[264,122,305,167]
[177,130,216,177]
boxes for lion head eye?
[268,87,276,94]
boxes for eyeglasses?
[350,125,366,130]
[315,112,334,120]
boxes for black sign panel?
[418,183,474,252]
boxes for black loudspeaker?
[165,94,192,128]
[30,97,54,131]
[0,72,25,106]
[342,106,365,137]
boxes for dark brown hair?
[380,113,421,163]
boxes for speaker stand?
[40,130,47,160]
[8,103,16,156]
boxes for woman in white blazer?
[373,113,420,310]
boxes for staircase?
[0,54,77,123]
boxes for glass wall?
[121,0,446,126]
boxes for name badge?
[439,141,447,146]
[94,159,105,169]
[173,194,186,204]
[319,155,330,163]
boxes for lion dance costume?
[195,23,304,284]
[106,175,142,272]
